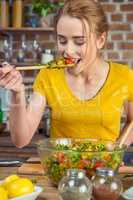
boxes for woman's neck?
[66,58,108,84]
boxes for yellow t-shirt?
[33,62,133,141]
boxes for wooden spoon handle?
[119,121,133,148]
[16,64,75,71]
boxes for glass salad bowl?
[37,138,125,186]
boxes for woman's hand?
[0,62,24,93]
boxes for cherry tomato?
[78,159,91,169]
[93,160,104,170]
[65,58,74,65]
[57,152,65,163]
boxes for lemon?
[2,175,20,189]
[0,186,8,200]
[7,178,34,198]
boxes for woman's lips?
[67,58,81,64]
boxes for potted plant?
[32,0,64,27]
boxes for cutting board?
[18,157,44,175]
[18,163,44,175]
[27,157,40,163]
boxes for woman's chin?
[67,64,84,75]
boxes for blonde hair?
[55,0,109,38]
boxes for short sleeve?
[33,69,46,97]
[128,68,133,102]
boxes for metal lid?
[96,167,115,177]
[45,49,52,54]
[67,169,85,179]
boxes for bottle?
[0,99,3,124]
[41,49,54,64]
[32,35,42,63]
[38,105,51,137]
[43,105,51,137]
[58,169,92,200]
[17,49,25,63]
[12,0,23,27]
[92,167,123,200]
[17,34,27,62]
[0,0,9,28]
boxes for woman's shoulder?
[110,61,131,77]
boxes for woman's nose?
[65,42,75,56]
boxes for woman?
[0,0,133,147]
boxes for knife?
[0,160,22,166]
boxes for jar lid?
[45,49,52,54]
[96,167,116,177]
[67,169,85,179]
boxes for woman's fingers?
[0,70,20,86]
[0,62,15,75]
[5,74,22,90]
[0,69,16,86]
[0,62,23,93]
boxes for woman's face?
[56,15,105,69]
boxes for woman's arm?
[0,63,46,148]
[118,101,133,146]
[10,91,46,148]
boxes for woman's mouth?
[76,59,81,64]
[64,57,81,65]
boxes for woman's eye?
[59,40,67,45]
[57,36,67,45]
[75,40,85,46]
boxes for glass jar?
[58,169,92,200]
[41,49,54,64]
[92,167,123,200]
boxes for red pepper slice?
[93,160,104,170]
[79,159,91,168]
[57,152,65,163]
[65,58,74,65]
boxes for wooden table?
[1,164,133,200]
[0,133,133,200]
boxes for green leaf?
[41,8,48,17]
[32,0,64,16]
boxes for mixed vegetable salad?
[39,140,124,185]
[44,57,75,69]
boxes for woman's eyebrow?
[57,34,85,39]
[72,36,86,39]
[57,34,66,38]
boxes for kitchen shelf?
[0,27,54,32]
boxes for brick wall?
[101,0,133,68]
[0,0,133,70]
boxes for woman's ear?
[96,32,107,50]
